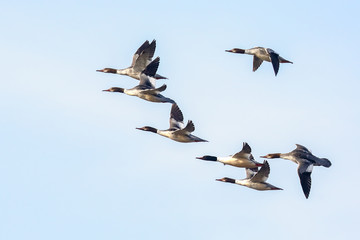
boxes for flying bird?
[136,103,208,143]
[226,46,293,76]
[196,142,263,168]
[216,160,283,191]
[97,39,167,80]
[103,57,174,104]
[261,144,331,198]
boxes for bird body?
[261,144,331,198]
[136,103,207,143]
[216,161,282,191]
[197,142,263,168]
[226,46,293,76]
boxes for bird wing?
[174,120,195,135]
[297,161,313,199]
[132,40,156,71]
[130,40,150,67]
[253,56,263,72]
[139,57,160,88]
[140,84,167,94]
[295,144,311,152]
[232,142,252,159]
[169,104,184,130]
[250,160,270,182]
[269,51,280,76]
[245,167,258,179]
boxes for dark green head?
[196,155,217,161]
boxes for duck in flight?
[103,57,174,104]
[136,103,207,143]
[196,142,263,168]
[225,46,293,76]
[97,39,167,80]
[216,160,283,191]
[261,144,331,198]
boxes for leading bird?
[226,46,293,76]
[97,39,167,80]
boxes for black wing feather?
[269,52,280,76]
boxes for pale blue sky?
[1,1,359,239]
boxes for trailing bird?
[136,103,207,143]
[103,57,174,104]
[261,144,331,198]
[97,39,167,80]
[196,142,263,168]
[216,160,283,191]
[225,46,293,76]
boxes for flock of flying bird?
[97,39,331,199]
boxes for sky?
[1,0,360,239]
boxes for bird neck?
[116,68,130,75]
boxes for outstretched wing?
[232,142,252,159]
[130,40,150,67]
[295,144,310,152]
[139,57,160,88]
[174,120,195,135]
[132,40,156,71]
[245,167,258,179]
[251,160,270,182]
[169,104,184,130]
[140,84,167,94]
[297,161,313,199]
[253,56,263,72]
[269,51,280,76]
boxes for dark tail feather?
[319,158,332,168]
[154,74,167,79]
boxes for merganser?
[136,103,208,143]
[216,161,283,191]
[261,144,331,198]
[196,142,263,168]
[225,47,293,76]
[103,57,175,104]
[97,39,167,80]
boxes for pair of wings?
[292,144,313,198]
[232,142,253,160]
[130,40,156,72]
[253,48,280,76]
[131,40,165,91]
[168,104,195,134]
[138,56,161,89]
[245,160,270,183]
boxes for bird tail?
[154,74,167,79]
[318,158,332,168]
